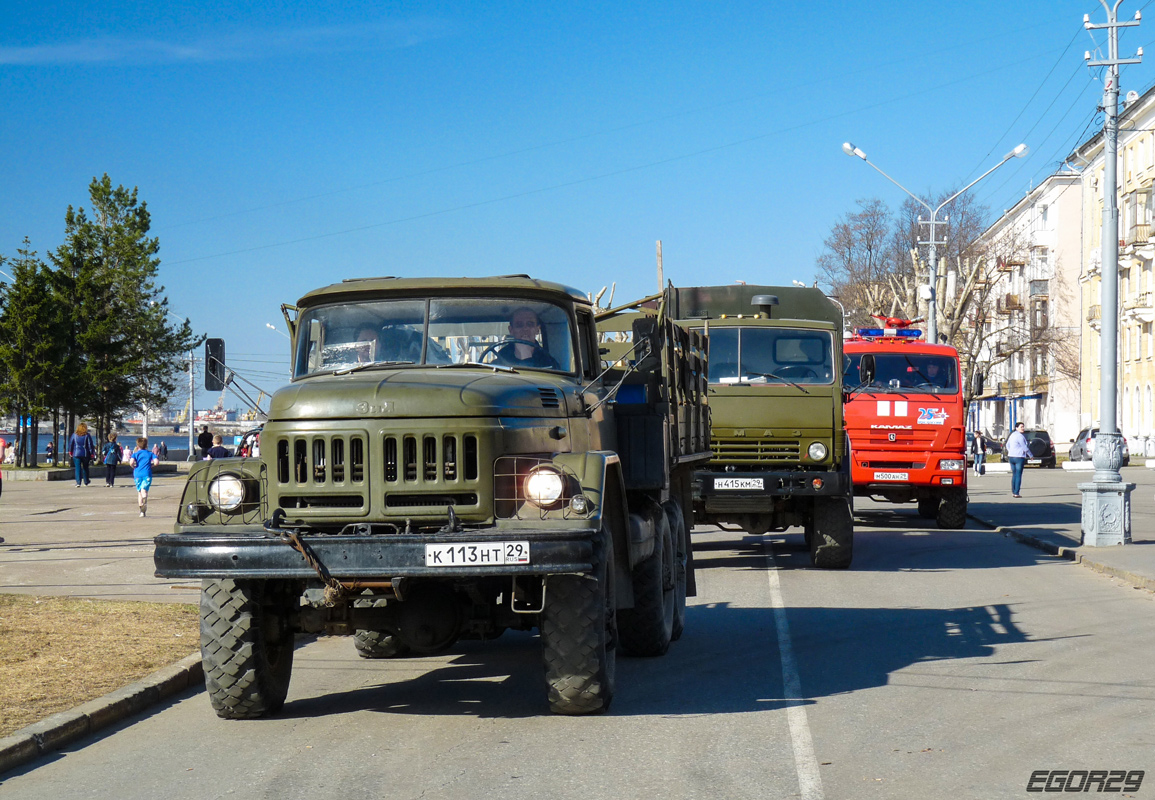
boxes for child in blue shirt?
[131,437,156,517]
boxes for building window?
[1141,383,1150,434]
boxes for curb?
[0,652,203,776]
[969,514,1155,594]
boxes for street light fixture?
[266,322,290,340]
[841,141,1029,344]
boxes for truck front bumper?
[693,469,849,508]
[154,525,598,580]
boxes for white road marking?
[765,544,825,800]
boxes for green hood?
[269,368,571,422]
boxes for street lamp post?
[841,142,1029,344]
[153,302,197,460]
[1080,0,1142,546]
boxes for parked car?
[1022,428,1057,468]
[1069,427,1131,466]
[965,431,1003,464]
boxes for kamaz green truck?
[668,285,854,568]
[154,276,710,718]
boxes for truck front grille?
[711,437,800,463]
[270,425,487,522]
[383,433,477,486]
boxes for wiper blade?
[332,360,415,376]
[747,371,811,395]
[434,361,518,373]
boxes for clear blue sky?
[4,1,1154,409]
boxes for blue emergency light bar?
[856,327,923,339]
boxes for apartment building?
[973,171,1082,444]
[1070,83,1155,457]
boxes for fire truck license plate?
[714,477,764,490]
[873,471,908,481]
[425,542,530,567]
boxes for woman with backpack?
[68,422,96,487]
[102,432,124,488]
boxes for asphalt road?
[3,497,1153,799]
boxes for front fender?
[176,457,266,528]
[554,450,634,606]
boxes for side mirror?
[205,338,226,391]
[859,353,876,385]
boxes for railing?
[1123,290,1153,310]
[1030,376,1049,394]
[1125,223,1152,246]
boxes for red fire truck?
[843,318,968,529]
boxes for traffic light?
[205,338,226,391]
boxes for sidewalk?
[965,463,1155,592]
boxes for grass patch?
[0,594,199,737]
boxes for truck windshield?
[706,327,834,385]
[845,353,959,394]
[294,297,575,378]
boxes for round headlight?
[524,466,565,507]
[808,442,828,461]
[207,474,246,512]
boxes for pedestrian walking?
[1006,421,1030,498]
[45,440,54,466]
[206,434,231,459]
[197,425,213,459]
[0,437,6,502]
[68,423,96,487]
[101,433,124,487]
[972,431,986,476]
[131,436,156,517]
[158,440,168,461]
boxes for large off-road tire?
[917,498,937,519]
[540,529,616,714]
[809,498,854,569]
[663,500,689,642]
[936,487,967,529]
[618,509,674,657]
[200,579,295,720]
[353,629,410,659]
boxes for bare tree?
[817,191,1057,410]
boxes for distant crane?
[177,397,191,424]
[241,392,267,422]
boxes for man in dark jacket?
[197,426,213,459]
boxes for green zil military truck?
[154,277,710,718]
[669,285,854,568]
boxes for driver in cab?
[493,307,561,369]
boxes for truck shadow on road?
[280,599,1035,719]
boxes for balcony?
[997,258,1024,273]
[1124,290,1155,323]
[998,379,1027,396]
[997,293,1024,315]
[1030,376,1049,394]
[1087,304,1101,322]
[1125,222,1152,246]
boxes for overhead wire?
[961,23,1084,185]
[163,45,1070,268]
[154,20,1062,234]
